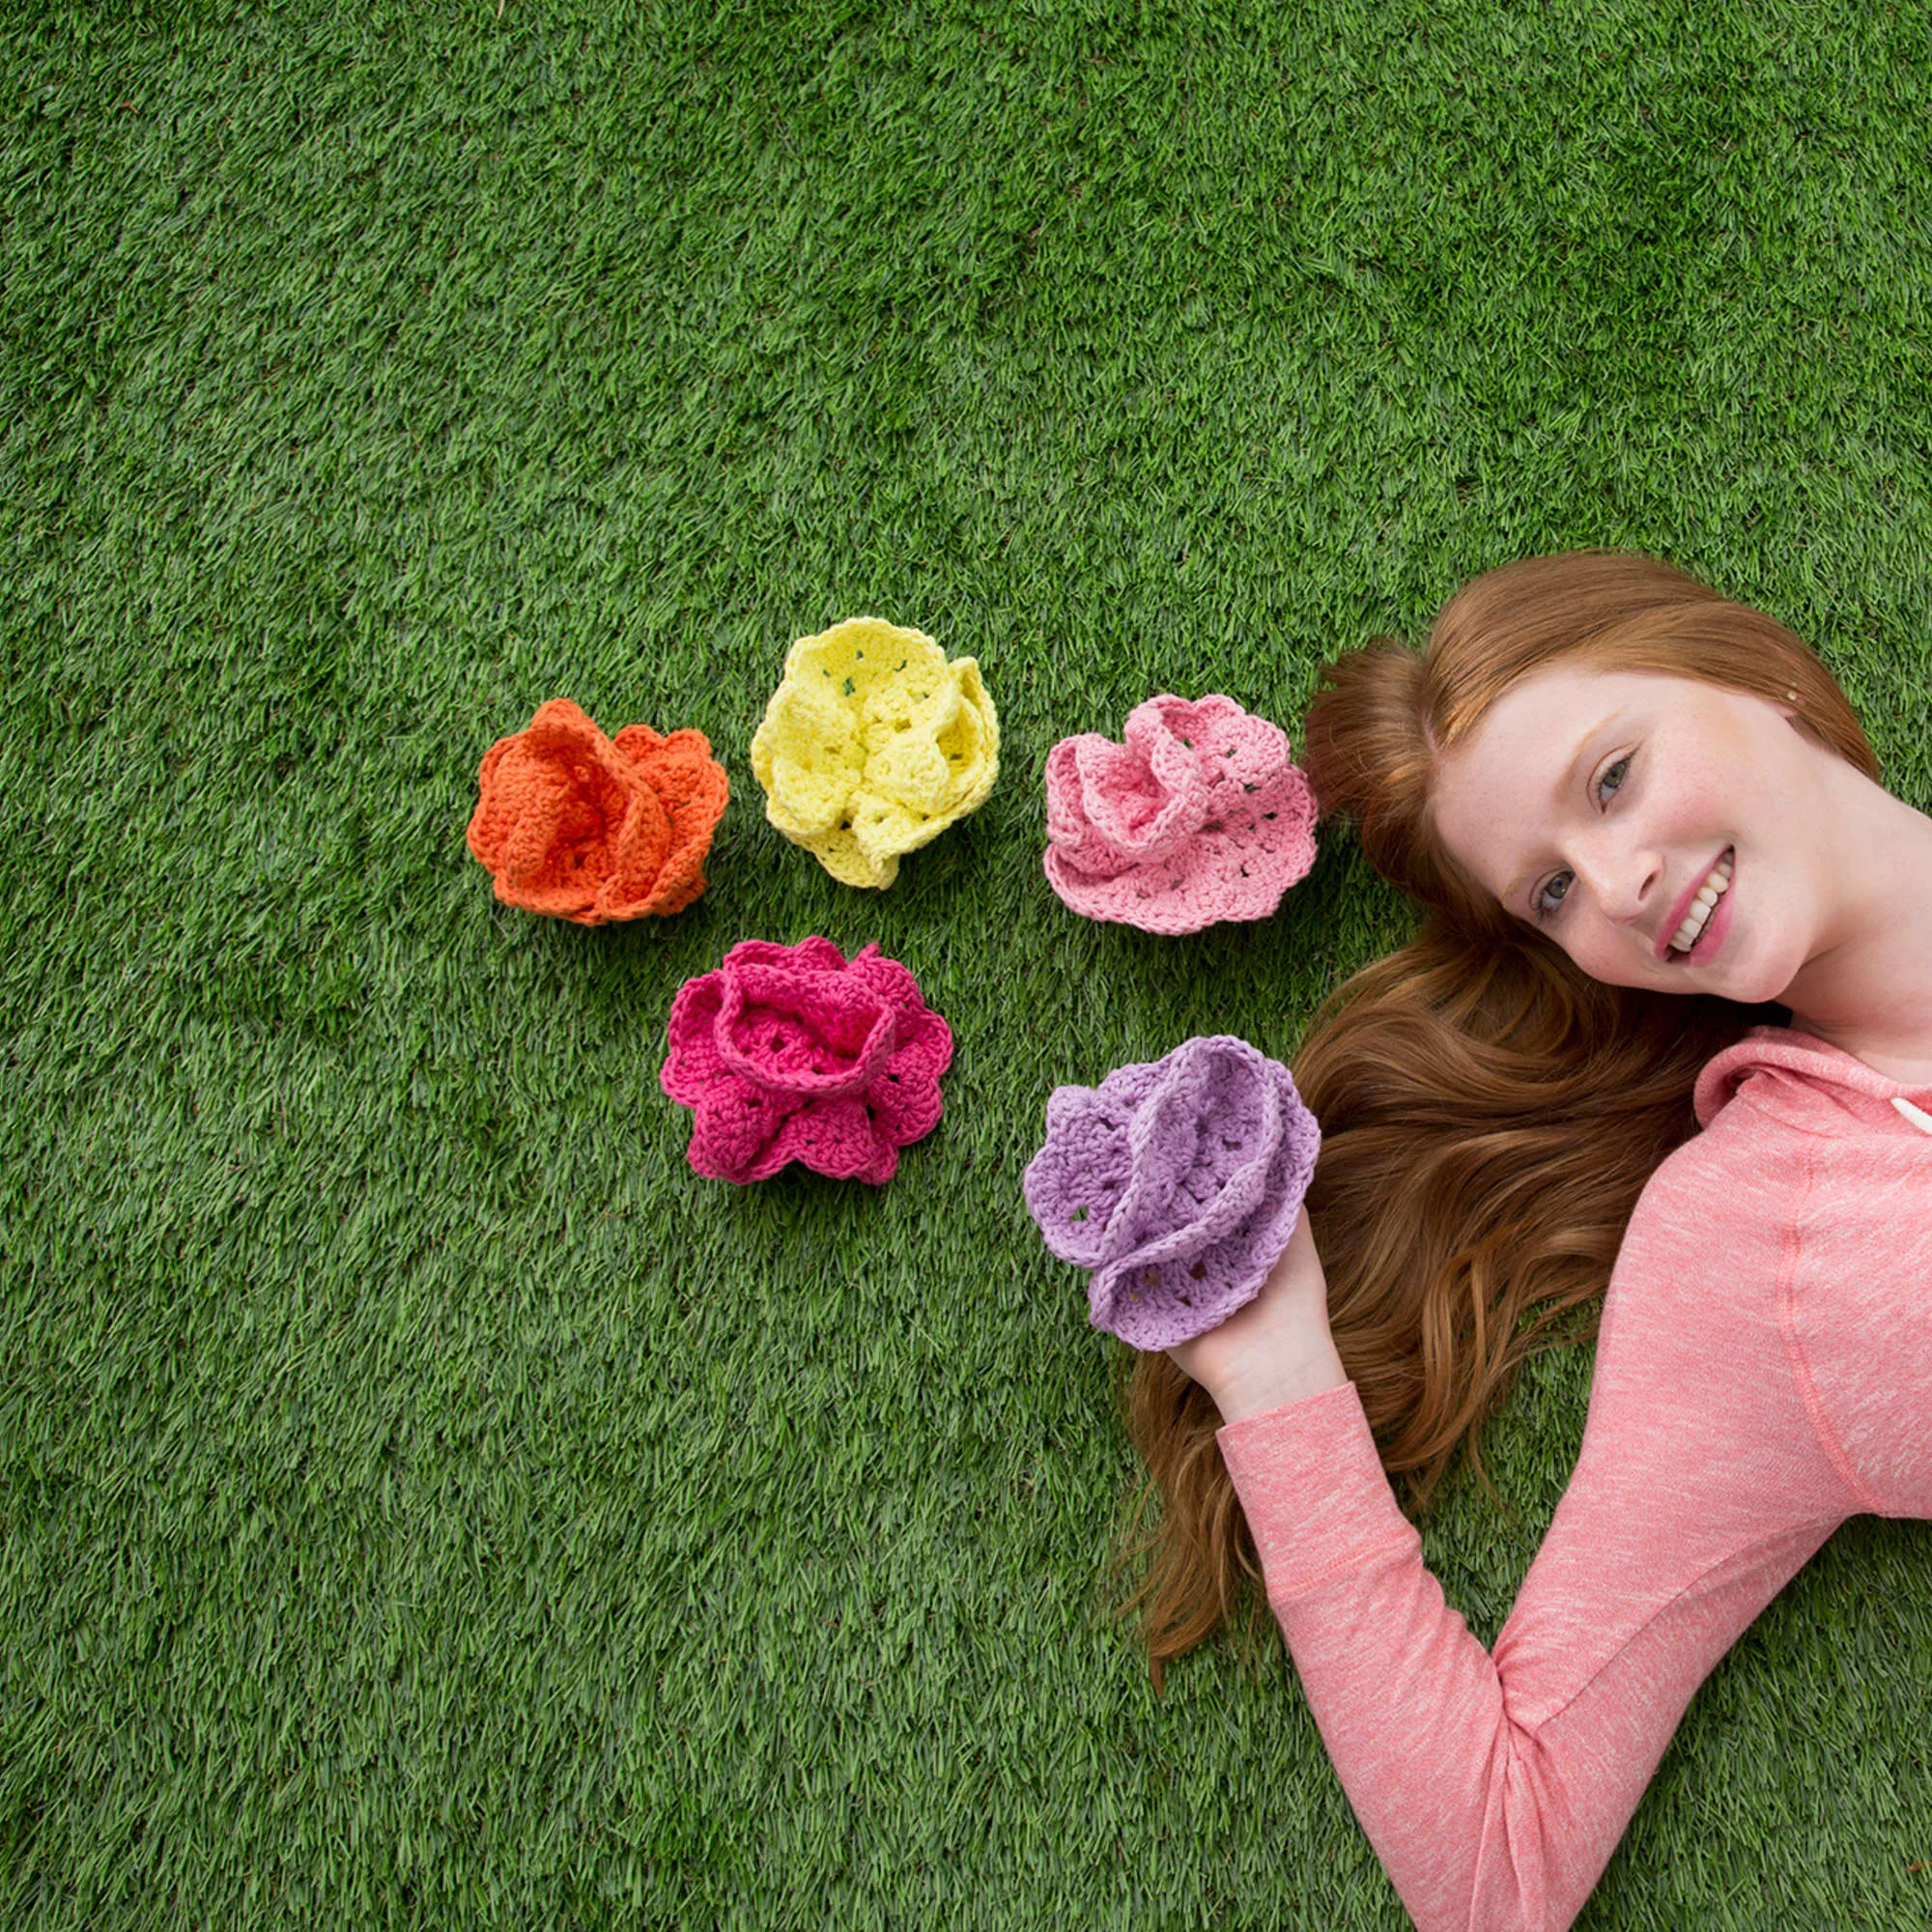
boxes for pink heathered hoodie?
[1216,1025,1932,1932]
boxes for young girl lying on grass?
[1115,551,1932,1932]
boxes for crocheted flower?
[1042,695,1317,933]
[467,698,729,923]
[750,617,999,889]
[661,936,953,1184]
[1022,1035,1321,1351]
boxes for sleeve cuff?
[1215,1378,1422,1601]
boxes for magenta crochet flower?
[1022,1035,1321,1350]
[661,936,953,1184]
[1042,695,1318,933]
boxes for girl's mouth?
[1665,847,1735,964]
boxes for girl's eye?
[1532,754,1633,922]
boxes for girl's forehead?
[1457,663,1699,724]
[1440,666,1731,767]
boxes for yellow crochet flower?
[750,617,1000,888]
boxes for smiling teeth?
[1668,854,1733,954]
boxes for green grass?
[6,0,1932,1924]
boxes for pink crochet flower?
[1042,695,1318,933]
[660,937,953,1184]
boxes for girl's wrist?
[1211,1340,1349,1425]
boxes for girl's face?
[1430,664,1830,1005]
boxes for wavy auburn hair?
[1105,551,1882,1692]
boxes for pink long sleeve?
[1214,1109,1904,1932]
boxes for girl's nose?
[1577,847,1661,923]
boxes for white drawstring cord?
[1890,1094,1932,1136]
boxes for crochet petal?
[946,664,1001,818]
[1148,694,1281,788]
[762,1094,897,1183]
[886,1003,953,1085]
[851,660,1000,873]
[685,1080,808,1183]
[1041,738,1128,879]
[792,617,949,709]
[1023,1086,1137,1267]
[812,810,905,890]
[840,942,925,1014]
[862,641,951,746]
[609,724,731,919]
[867,1057,942,1146]
[865,659,996,810]
[1044,724,1207,877]
[1022,1059,1170,1266]
[715,956,896,1099]
[728,935,851,976]
[659,972,730,1105]
[1097,1040,1278,1268]
[751,678,863,838]
[866,1005,953,1146]
[1145,760,1318,924]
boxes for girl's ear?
[1782,695,1828,748]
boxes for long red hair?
[1103,551,1883,1691]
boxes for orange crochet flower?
[467,698,729,923]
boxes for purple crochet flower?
[661,936,952,1183]
[1022,1035,1321,1350]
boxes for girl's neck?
[1781,779,1932,1087]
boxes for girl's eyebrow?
[1501,710,1629,908]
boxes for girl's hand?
[1164,1205,1348,1423]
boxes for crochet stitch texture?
[467,698,728,923]
[661,936,953,1184]
[750,617,999,889]
[1042,694,1317,933]
[1022,1035,1321,1350]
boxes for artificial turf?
[5,0,1932,1925]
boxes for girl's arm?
[1189,1184,1860,1932]
[1217,1376,1844,1932]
